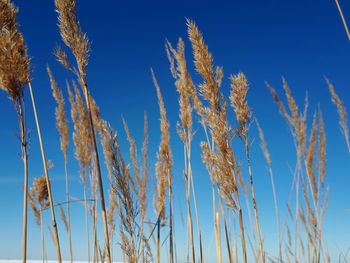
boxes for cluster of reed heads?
[1,0,349,262]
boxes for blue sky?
[0,0,350,261]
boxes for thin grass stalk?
[83,182,91,263]
[219,198,233,263]
[190,168,203,263]
[19,107,29,263]
[93,209,98,263]
[40,208,45,263]
[243,137,265,263]
[63,160,73,262]
[157,217,161,263]
[335,0,350,41]
[256,120,282,262]
[268,165,282,261]
[48,66,72,262]
[214,209,222,263]
[0,1,30,260]
[183,136,195,263]
[236,193,248,263]
[28,82,62,261]
[211,183,223,263]
[81,80,111,263]
[53,0,111,259]
[169,185,174,263]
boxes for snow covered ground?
[0,261,122,263]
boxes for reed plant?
[2,1,350,262]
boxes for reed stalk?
[335,0,350,41]
[40,209,45,263]
[152,71,173,263]
[0,2,30,261]
[20,110,29,263]
[28,82,62,262]
[83,182,91,263]
[256,120,282,262]
[47,65,73,262]
[54,0,112,259]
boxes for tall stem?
[268,166,282,262]
[64,159,73,262]
[219,199,233,263]
[244,137,265,263]
[184,138,195,263]
[190,171,203,263]
[28,82,62,262]
[81,80,111,263]
[335,0,350,41]
[40,209,45,263]
[19,104,28,263]
[83,183,91,263]
[169,185,174,263]
[212,184,222,263]
[236,194,248,263]
[157,217,161,263]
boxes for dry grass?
[2,1,350,263]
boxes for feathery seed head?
[187,20,220,110]
[68,81,92,182]
[47,65,69,159]
[326,79,349,150]
[318,108,326,185]
[55,0,90,79]
[230,73,251,137]
[31,177,49,208]
[0,0,30,104]
[152,71,172,219]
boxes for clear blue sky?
[0,0,350,261]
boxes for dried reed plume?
[0,1,30,262]
[326,79,350,153]
[106,124,152,263]
[230,73,265,263]
[151,70,174,263]
[266,80,308,165]
[47,66,69,158]
[68,82,92,179]
[266,80,307,261]
[55,0,111,259]
[141,112,149,220]
[47,66,73,262]
[166,37,203,263]
[55,0,89,79]
[29,177,49,263]
[68,82,92,262]
[187,19,247,263]
[318,109,326,185]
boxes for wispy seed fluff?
[326,79,349,151]
[187,20,238,208]
[230,73,251,137]
[55,0,90,79]
[152,70,172,219]
[0,0,30,104]
[47,66,69,159]
[318,109,326,185]
[68,82,92,182]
